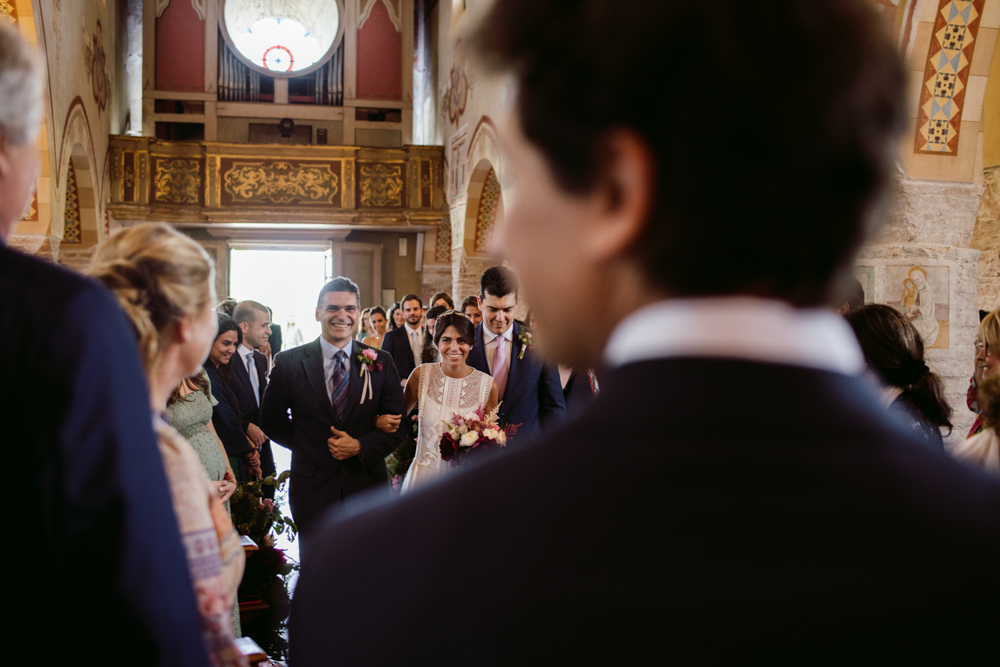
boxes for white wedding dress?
[400,362,493,493]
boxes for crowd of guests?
[6,1,1000,663]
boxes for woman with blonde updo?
[91,223,247,667]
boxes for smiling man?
[467,266,565,443]
[259,277,405,548]
[380,293,426,384]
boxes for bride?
[400,311,498,492]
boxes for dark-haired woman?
[205,314,261,482]
[388,303,404,331]
[420,304,449,364]
[398,312,498,492]
[846,304,952,450]
[363,306,389,348]
[430,291,455,310]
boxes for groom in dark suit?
[260,277,406,546]
[291,1,1000,663]
[467,266,565,442]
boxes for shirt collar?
[604,297,864,375]
[319,336,353,360]
[238,344,255,360]
[404,322,422,337]
[482,322,514,345]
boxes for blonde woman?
[92,223,247,667]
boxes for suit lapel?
[302,339,336,422]
[254,351,268,403]
[230,351,256,404]
[342,341,366,419]
[505,325,523,395]
[469,323,489,374]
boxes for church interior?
[3,0,997,439]
[3,0,999,662]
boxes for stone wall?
[971,167,999,312]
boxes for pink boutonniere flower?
[517,326,534,360]
[357,348,383,404]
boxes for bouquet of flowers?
[440,404,519,467]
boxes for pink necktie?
[493,337,509,400]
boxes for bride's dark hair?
[433,311,476,346]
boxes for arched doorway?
[453,158,503,299]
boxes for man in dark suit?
[379,293,425,384]
[467,266,565,442]
[231,300,276,481]
[290,1,1000,662]
[260,277,407,547]
[1,23,209,664]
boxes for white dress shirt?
[483,322,514,375]
[404,322,424,366]
[319,336,353,403]
[604,297,864,375]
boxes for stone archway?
[453,158,503,300]
[53,101,103,270]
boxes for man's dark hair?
[433,311,477,346]
[461,296,480,312]
[480,266,519,299]
[233,300,269,326]
[473,0,906,306]
[400,293,423,309]
[317,277,361,308]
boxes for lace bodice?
[401,363,493,492]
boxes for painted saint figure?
[902,266,939,347]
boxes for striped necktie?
[330,350,349,418]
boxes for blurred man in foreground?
[291,1,1000,662]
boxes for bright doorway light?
[228,248,329,350]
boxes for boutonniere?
[358,349,383,404]
[517,326,534,360]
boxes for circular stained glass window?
[221,0,344,77]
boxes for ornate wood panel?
[107,137,446,229]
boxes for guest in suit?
[206,314,261,481]
[466,266,566,442]
[259,277,407,547]
[380,293,426,384]
[291,1,1000,663]
[231,300,276,483]
[1,24,211,666]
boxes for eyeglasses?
[974,341,993,356]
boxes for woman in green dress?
[167,370,238,512]
[168,369,242,636]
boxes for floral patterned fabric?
[154,416,247,667]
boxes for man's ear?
[581,130,656,262]
[315,307,321,322]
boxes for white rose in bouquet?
[483,427,498,441]
[460,430,479,446]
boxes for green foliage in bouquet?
[230,471,298,660]
[385,412,419,493]
[229,470,297,545]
